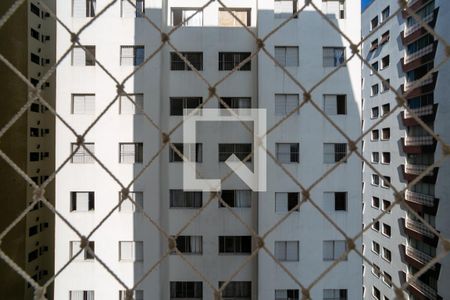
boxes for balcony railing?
[405,163,434,176]
[405,217,435,238]
[406,245,434,266]
[407,0,420,7]
[404,135,434,146]
[404,104,434,119]
[404,74,433,91]
[407,274,438,300]
[405,190,435,207]
[404,44,434,64]
[404,12,434,37]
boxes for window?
[220,97,251,109]
[119,191,144,212]
[380,31,390,45]
[71,46,96,66]
[70,192,94,212]
[381,103,390,115]
[169,143,202,162]
[30,152,39,162]
[72,0,96,17]
[324,94,346,115]
[171,8,203,26]
[323,47,345,67]
[30,3,40,16]
[69,291,95,300]
[170,282,203,299]
[71,143,95,164]
[371,62,379,75]
[275,241,299,261]
[30,53,40,65]
[381,128,390,140]
[218,52,251,71]
[220,190,251,208]
[276,143,299,163]
[372,241,380,254]
[323,289,347,300]
[370,39,379,52]
[275,289,299,300]
[120,46,144,66]
[323,143,347,163]
[121,0,144,18]
[219,236,251,254]
[275,192,299,212]
[174,236,203,254]
[324,192,347,211]
[371,130,379,141]
[28,250,38,262]
[321,0,346,19]
[371,107,379,119]
[372,175,379,186]
[219,281,251,299]
[382,247,392,262]
[119,143,143,164]
[218,8,251,26]
[381,6,390,22]
[119,290,143,300]
[372,197,380,208]
[371,152,379,164]
[29,225,38,236]
[275,94,299,115]
[218,144,252,162]
[119,94,144,114]
[382,223,391,237]
[381,152,390,164]
[323,240,347,261]
[383,272,392,287]
[170,52,203,71]
[72,94,95,114]
[275,46,299,67]
[70,241,95,261]
[370,16,378,30]
[372,286,381,300]
[274,0,298,18]
[170,190,202,208]
[170,97,202,115]
[371,84,379,96]
[381,55,390,69]
[119,241,143,261]
[382,200,391,213]
[372,220,380,231]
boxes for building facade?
[362,0,450,299]
[49,0,362,299]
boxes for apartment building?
[0,0,56,299]
[362,0,450,299]
[49,0,362,299]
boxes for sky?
[362,0,373,10]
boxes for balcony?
[404,75,434,92]
[405,190,435,207]
[405,217,435,238]
[407,274,438,300]
[404,104,434,119]
[404,12,435,37]
[405,163,434,176]
[404,135,434,146]
[406,245,434,267]
[404,44,434,65]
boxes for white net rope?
[0,0,449,299]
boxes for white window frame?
[71,94,95,115]
[322,240,347,261]
[119,142,143,164]
[71,143,95,164]
[119,241,144,262]
[275,94,299,116]
[274,46,299,67]
[274,241,299,261]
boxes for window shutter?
[77,192,90,211]
[286,241,298,260]
[285,47,298,66]
[72,0,86,17]
[274,241,285,260]
[286,94,299,113]
[135,242,143,261]
[120,241,133,260]
[324,95,337,115]
[323,241,333,260]
[275,47,286,66]
[121,46,134,65]
[335,240,347,258]
[275,193,288,212]
[275,94,286,115]
[323,192,334,211]
[323,143,335,163]
[85,95,95,114]
[86,291,94,300]
[72,47,86,66]
[72,95,84,114]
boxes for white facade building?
[53,1,361,299]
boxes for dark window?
[30,152,40,161]
[336,95,346,114]
[28,249,39,262]
[30,103,40,112]
[219,236,252,254]
[31,28,40,40]
[334,143,347,162]
[170,97,202,115]
[219,190,251,208]
[169,190,202,208]
[334,192,347,211]
[30,78,39,87]
[220,97,251,109]
[170,281,203,299]
[169,143,202,162]
[30,3,40,16]
[218,52,251,71]
[70,192,95,211]
[218,143,252,162]
[30,128,39,137]
[31,53,40,65]
[219,281,251,298]
[29,225,39,236]
[287,193,299,211]
[175,236,202,254]
[371,16,378,30]
[170,52,203,71]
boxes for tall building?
[0,0,56,299]
[362,0,450,299]
[1,0,363,299]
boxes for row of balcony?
[404,11,435,37]
[405,190,435,207]
[404,135,434,146]
[406,274,438,300]
[404,74,434,91]
[404,104,434,119]
[405,217,435,238]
